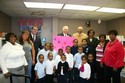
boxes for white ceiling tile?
[67,0,90,5]
[1,1,25,8]
[23,0,45,2]
[0,0,125,20]
[59,9,77,15]
[106,0,125,8]
[27,8,45,12]
[45,9,60,16]
[88,0,113,6]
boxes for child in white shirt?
[50,43,57,60]
[37,43,50,62]
[45,53,56,83]
[65,46,74,83]
[55,49,64,69]
[79,55,91,83]
[34,54,46,83]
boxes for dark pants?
[89,74,95,83]
[46,74,54,83]
[68,69,73,83]
[79,77,89,83]
[103,65,122,83]
[31,65,35,83]
[96,61,104,83]
[57,75,68,83]
[73,67,80,83]
[37,77,45,83]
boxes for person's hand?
[35,75,39,79]
[4,72,10,78]
[113,68,117,71]
[86,78,90,80]
[24,66,28,70]
[100,63,103,67]
[32,60,35,65]
[68,68,72,71]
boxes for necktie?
[33,35,36,42]
[79,64,84,72]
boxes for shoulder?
[86,63,90,67]
[30,40,34,46]
[72,33,77,36]
[74,53,79,57]
[57,33,63,36]
[67,34,71,36]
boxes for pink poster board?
[53,36,75,53]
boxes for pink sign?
[53,36,75,53]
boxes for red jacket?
[101,39,124,68]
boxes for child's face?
[50,44,54,51]
[88,54,94,61]
[39,55,44,63]
[66,47,71,53]
[78,47,83,53]
[48,54,53,60]
[73,40,78,46]
[82,58,87,64]
[82,40,87,46]
[61,56,66,61]
[58,50,63,55]
[45,44,50,50]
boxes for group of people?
[0,25,124,83]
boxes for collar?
[61,61,66,63]
[109,39,119,45]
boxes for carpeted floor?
[121,77,125,83]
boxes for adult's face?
[32,27,38,35]
[89,31,94,38]
[109,34,116,41]
[9,35,16,45]
[99,36,105,42]
[22,32,29,41]
[63,29,68,34]
[77,29,83,34]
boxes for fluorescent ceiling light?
[63,4,100,11]
[96,7,125,13]
[24,2,63,9]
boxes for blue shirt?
[34,62,46,79]
[74,53,84,68]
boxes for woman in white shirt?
[0,33,28,83]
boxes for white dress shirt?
[34,62,46,79]
[55,55,61,69]
[0,42,28,74]
[37,48,50,62]
[78,63,91,79]
[65,53,74,68]
[45,60,56,75]
[50,50,57,60]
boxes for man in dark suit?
[58,26,71,37]
[29,26,43,83]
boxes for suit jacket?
[57,33,71,37]
[29,33,43,61]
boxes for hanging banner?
[53,36,75,53]
[17,18,43,26]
